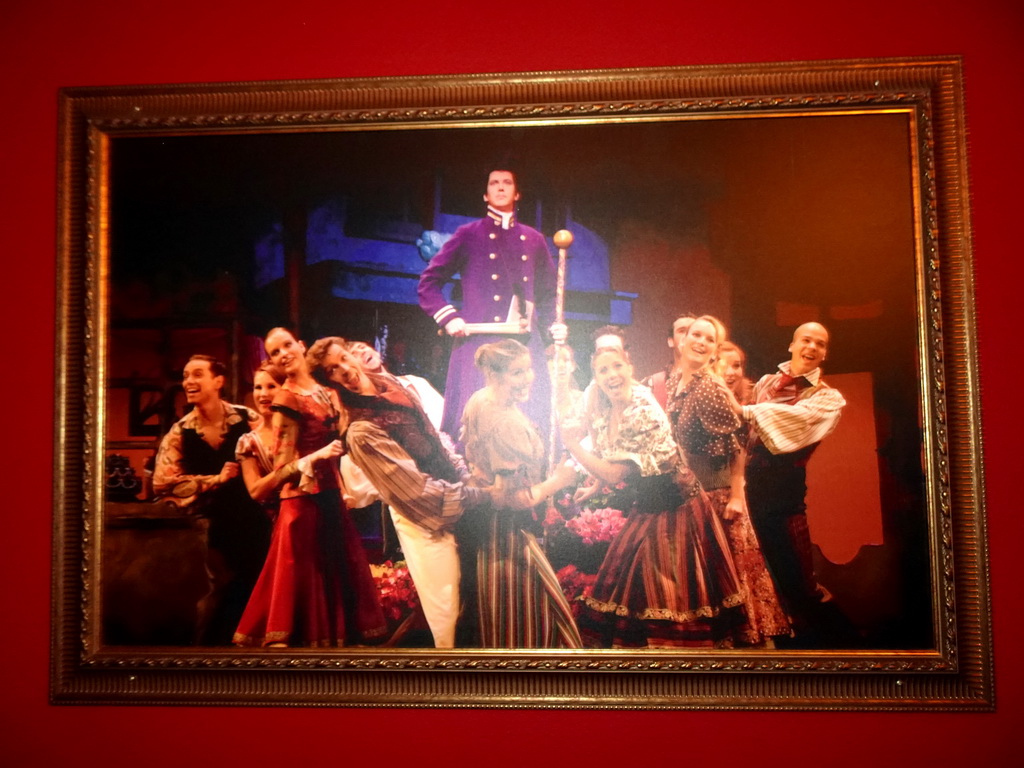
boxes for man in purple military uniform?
[418,169,559,444]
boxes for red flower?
[543,505,566,529]
[565,507,626,544]
[555,563,598,602]
[371,560,421,621]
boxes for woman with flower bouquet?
[543,480,630,576]
[560,344,743,649]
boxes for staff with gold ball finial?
[548,229,574,477]
[552,229,573,327]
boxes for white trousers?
[387,506,460,648]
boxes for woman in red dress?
[233,329,386,648]
[234,361,287,510]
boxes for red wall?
[4,1,1019,765]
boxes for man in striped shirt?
[308,337,494,648]
[725,322,848,646]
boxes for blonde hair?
[688,315,728,367]
[474,339,530,381]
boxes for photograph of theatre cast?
[102,115,929,652]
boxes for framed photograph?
[53,56,992,709]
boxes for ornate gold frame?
[52,56,991,709]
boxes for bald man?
[724,322,848,645]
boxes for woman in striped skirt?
[563,345,743,649]
[459,339,582,648]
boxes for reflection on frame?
[54,56,991,709]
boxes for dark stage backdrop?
[4,1,1019,765]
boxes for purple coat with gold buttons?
[417,208,556,443]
